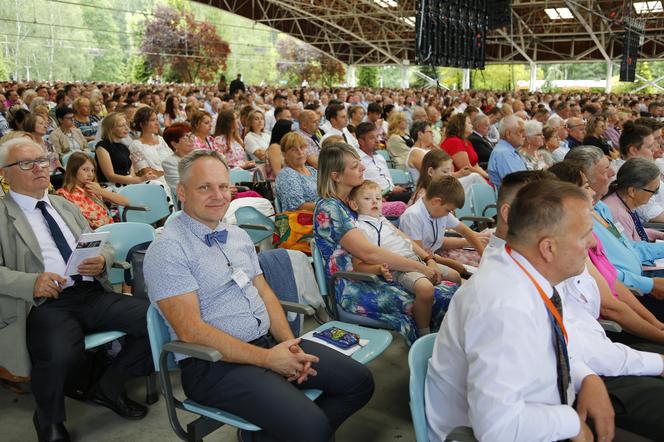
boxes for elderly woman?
[386,111,412,169]
[584,115,616,158]
[519,120,549,170]
[72,97,99,141]
[243,109,270,161]
[212,109,255,169]
[314,142,458,343]
[603,158,664,242]
[275,132,318,212]
[50,106,88,156]
[540,126,560,167]
[162,122,196,192]
[440,113,489,180]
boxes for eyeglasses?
[567,124,585,129]
[3,157,51,170]
[640,186,660,195]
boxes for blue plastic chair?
[147,305,323,440]
[273,195,282,213]
[388,168,413,188]
[62,151,95,168]
[96,222,156,286]
[409,334,437,442]
[229,169,253,185]
[377,149,394,168]
[164,210,182,226]
[118,183,172,224]
[84,331,126,351]
[311,240,392,330]
[235,206,274,246]
[470,182,497,218]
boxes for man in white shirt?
[320,103,359,149]
[426,179,612,442]
[355,122,411,203]
[481,170,664,440]
[264,94,287,133]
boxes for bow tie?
[204,230,228,247]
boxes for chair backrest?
[377,150,391,163]
[164,210,182,225]
[274,195,282,213]
[389,168,413,187]
[408,334,437,442]
[470,182,497,218]
[310,239,329,298]
[96,222,156,285]
[454,200,474,227]
[229,169,253,184]
[61,152,73,168]
[146,304,177,372]
[88,140,97,151]
[235,206,275,231]
[119,183,172,224]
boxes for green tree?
[275,36,345,87]
[358,67,378,87]
[82,0,126,82]
[128,55,153,82]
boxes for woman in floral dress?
[314,142,458,343]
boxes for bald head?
[299,109,320,134]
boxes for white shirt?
[243,131,270,160]
[264,108,276,133]
[358,149,393,193]
[10,191,92,288]
[636,177,664,221]
[320,126,359,150]
[425,247,583,442]
[356,214,416,260]
[400,198,459,252]
[483,234,663,378]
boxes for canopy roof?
[195,0,664,65]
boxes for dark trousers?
[385,189,412,204]
[603,375,664,441]
[636,294,664,323]
[26,281,152,424]
[180,336,374,442]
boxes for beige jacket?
[0,193,114,376]
[49,127,89,155]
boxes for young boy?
[349,180,461,336]
[400,175,485,273]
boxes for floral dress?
[214,135,248,168]
[314,198,458,343]
[57,186,113,229]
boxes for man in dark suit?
[229,73,246,96]
[467,114,494,168]
[0,138,152,442]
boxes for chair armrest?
[445,426,477,442]
[598,319,623,333]
[121,205,149,222]
[238,223,271,232]
[163,341,222,362]
[445,231,462,238]
[459,215,494,224]
[332,272,379,283]
[234,185,250,192]
[112,260,131,270]
[630,288,644,297]
[644,222,664,230]
[481,204,497,217]
[280,301,315,316]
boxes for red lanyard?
[505,245,568,343]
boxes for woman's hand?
[84,182,103,196]
[454,167,472,178]
[242,160,256,170]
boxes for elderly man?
[481,171,664,441]
[0,138,152,442]
[296,109,322,168]
[426,179,613,442]
[567,117,586,149]
[487,115,527,187]
[467,114,494,167]
[144,150,374,442]
[567,146,664,313]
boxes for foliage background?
[2,0,664,92]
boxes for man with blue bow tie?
[143,150,374,442]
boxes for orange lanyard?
[505,245,568,343]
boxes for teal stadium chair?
[273,195,282,213]
[118,183,172,224]
[388,168,414,188]
[469,182,497,219]
[234,206,275,246]
[229,169,253,185]
[96,222,156,286]
[164,210,183,226]
[61,151,95,168]
[408,334,477,442]
[376,149,395,168]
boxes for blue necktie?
[36,201,73,263]
[204,230,228,247]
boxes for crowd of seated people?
[5,79,664,441]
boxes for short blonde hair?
[321,135,344,149]
[317,142,360,199]
[387,111,407,138]
[280,132,306,153]
[349,179,381,201]
[72,97,90,114]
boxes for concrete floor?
[0,327,415,442]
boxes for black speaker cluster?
[620,20,643,82]
[415,0,489,69]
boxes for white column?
[605,62,613,93]
[400,65,409,88]
[462,69,471,90]
[529,63,537,92]
[346,65,357,87]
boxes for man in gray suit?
[0,138,151,442]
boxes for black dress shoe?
[91,389,148,420]
[33,411,70,442]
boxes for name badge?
[232,268,251,289]
[614,221,625,234]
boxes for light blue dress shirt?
[487,139,527,188]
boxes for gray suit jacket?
[0,193,115,376]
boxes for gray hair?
[564,145,604,177]
[547,116,564,129]
[524,120,543,137]
[499,115,523,138]
[613,157,661,192]
[472,114,489,127]
[178,150,228,184]
[0,137,43,166]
